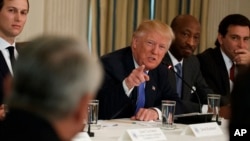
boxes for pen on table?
[102,123,118,127]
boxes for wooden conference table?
[74,118,229,141]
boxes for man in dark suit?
[97,20,184,121]
[0,36,103,140]
[197,14,250,107]
[0,0,29,119]
[162,15,213,113]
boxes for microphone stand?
[167,64,202,113]
[87,123,94,137]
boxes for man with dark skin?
[162,15,213,113]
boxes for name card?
[118,128,167,141]
[181,122,223,137]
[72,132,91,141]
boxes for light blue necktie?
[135,81,145,113]
[175,63,182,98]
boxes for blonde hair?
[133,19,175,46]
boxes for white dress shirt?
[220,48,235,93]
[0,38,18,76]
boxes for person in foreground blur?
[229,68,250,141]
[162,14,213,113]
[197,14,250,112]
[0,36,103,141]
[0,0,29,120]
[97,20,184,121]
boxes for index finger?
[137,65,145,73]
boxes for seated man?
[97,20,185,121]
[0,36,103,140]
[197,14,250,107]
[162,14,213,113]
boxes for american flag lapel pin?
[152,86,156,91]
[191,86,196,94]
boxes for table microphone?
[110,103,130,119]
[166,64,202,113]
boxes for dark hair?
[215,14,250,47]
[0,0,29,11]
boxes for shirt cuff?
[122,79,134,97]
[152,107,162,120]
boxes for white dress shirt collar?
[220,48,234,74]
[0,37,17,75]
[168,51,183,70]
[0,37,16,50]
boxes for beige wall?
[16,0,89,44]
[206,0,250,50]
[16,0,44,42]
[17,0,250,52]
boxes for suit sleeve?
[96,57,136,119]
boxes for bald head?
[169,15,201,60]
[171,14,200,31]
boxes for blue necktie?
[175,63,182,97]
[135,81,145,113]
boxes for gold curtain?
[90,0,209,56]
[154,0,209,54]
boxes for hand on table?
[131,108,158,121]
[219,105,231,119]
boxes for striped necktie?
[175,63,182,97]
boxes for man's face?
[0,0,28,40]
[132,31,171,70]
[219,25,250,60]
[171,20,200,59]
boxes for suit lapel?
[182,58,192,100]
[122,48,139,102]
[144,71,158,107]
[163,54,177,92]
[215,47,230,95]
[0,51,10,77]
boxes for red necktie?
[230,63,235,82]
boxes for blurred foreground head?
[6,35,103,140]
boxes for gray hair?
[7,36,103,120]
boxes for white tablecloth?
[74,118,229,141]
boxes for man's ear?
[3,74,13,99]
[131,37,138,49]
[217,34,223,46]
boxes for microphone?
[167,64,202,113]
[109,103,130,119]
